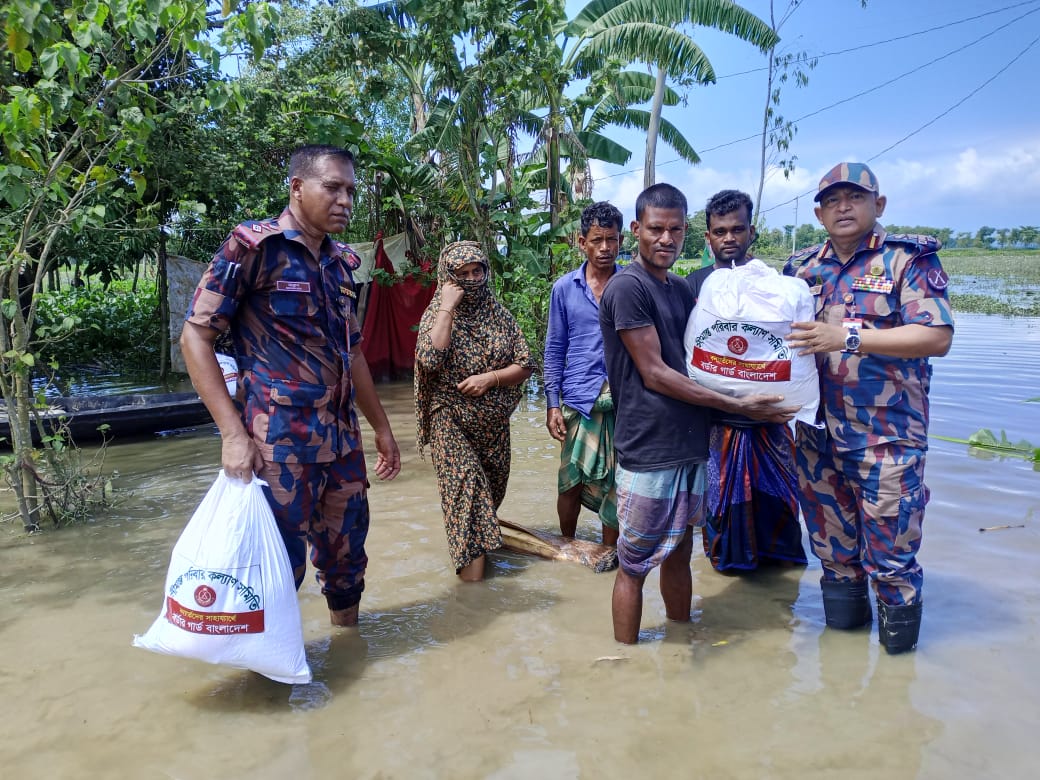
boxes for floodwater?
[1,313,1038,780]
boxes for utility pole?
[792,196,799,254]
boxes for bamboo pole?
[498,517,618,573]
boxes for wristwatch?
[843,326,861,353]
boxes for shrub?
[34,283,162,371]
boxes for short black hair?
[580,201,624,236]
[635,183,687,221]
[705,190,753,229]
[288,145,355,180]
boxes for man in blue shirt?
[544,202,623,545]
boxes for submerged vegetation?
[34,281,162,371]
[934,429,1040,467]
[940,250,1040,316]
[750,248,1040,317]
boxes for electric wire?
[594,5,1040,185]
[717,0,1040,80]
[758,32,1040,218]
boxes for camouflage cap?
[814,162,879,202]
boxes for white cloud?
[873,138,1040,230]
[590,136,1040,233]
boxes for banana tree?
[543,0,776,220]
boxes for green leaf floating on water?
[934,428,1040,462]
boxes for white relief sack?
[215,352,238,396]
[133,471,312,684]
[684,259,820,425]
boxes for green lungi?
[558,386,618,529]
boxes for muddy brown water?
[1,313,1038,779]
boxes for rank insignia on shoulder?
[788,244,822,263]
[887,233,942,253]
[340,284,356,299]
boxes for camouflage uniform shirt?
[784,228,955,453]
[186,208,363,464]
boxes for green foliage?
[0,0,279,529]
[33,283,161,371]
[939,249,1040,282]
[684,210,707,260]
[496,241,585,365]
[947,294,1040,317]
[934,429,1040,465]
[371,263,436,288]
[0,436,116,529]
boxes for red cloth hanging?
[359,235,436,381]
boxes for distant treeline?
[772,223,1040,253]
[672,214,1040,260]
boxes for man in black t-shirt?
[599,183,798,644]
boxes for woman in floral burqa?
[414,241,535,581]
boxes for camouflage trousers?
[260,450,370,611]
[795,426,928,605]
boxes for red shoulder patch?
[338,243,362,270]
[231,220,282,250]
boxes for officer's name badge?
[276,280,311,293]
[852,276,893,294]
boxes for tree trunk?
[411,88,427,136]
[12,370,40,531]
[643,67,667,190]
[158,231,170,379]
[547,118,562,232]
[754,45,776,225]
[0,339,42,531]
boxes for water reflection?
[37,367,197,398]
[0,314,1037,778]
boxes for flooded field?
[1,313,1037,779]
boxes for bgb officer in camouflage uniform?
[182,144,401,629]
[784,162,954,654]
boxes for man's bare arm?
[618,325,798,424]
[350,344,401,481]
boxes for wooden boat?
[498,517,618,572]
[0,392,213,445]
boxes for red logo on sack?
[727,336,749,355]
[691,347,791,382]
[194,585,217,607]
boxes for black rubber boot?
[877,600,923,655]
[820,579,872,629]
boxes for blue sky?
[577,0,1040,235]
